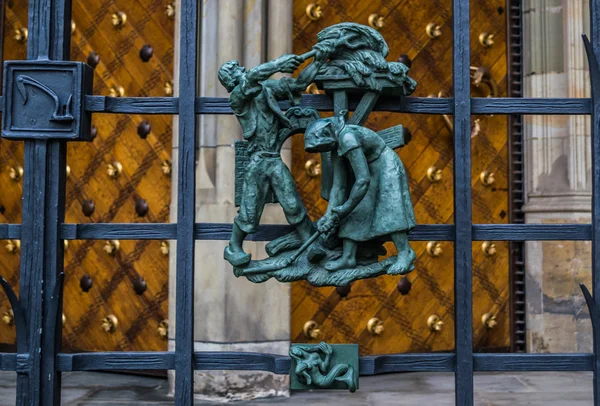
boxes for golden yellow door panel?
[292,0,514,354]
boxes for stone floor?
[0,371,592,405]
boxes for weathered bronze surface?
[221,23,417,287]
[290,342,358,391]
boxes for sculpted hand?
[313,39,336,61]
[317,212,339,234]
[278,54,303,73]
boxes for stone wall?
[523,0,592,353]
[169,0,293,401]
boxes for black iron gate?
[1,0,600,405]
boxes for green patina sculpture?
[289,342,358,392]
[219,22,417,287]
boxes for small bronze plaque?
[290,342,358,392]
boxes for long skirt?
[338,148,416,241]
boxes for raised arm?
[245,55,303,85]
[288,41,335,93]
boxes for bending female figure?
[304,111,416,274]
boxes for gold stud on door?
[367,318,384,335]
[303,320,321,340]
[101,315,118,333]
[427,315,443,332]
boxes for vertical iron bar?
[453,0,473,404]
[175,0,198,404]
[17,0,71,405]
[590,0,600,404]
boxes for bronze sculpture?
[220,22,417,287]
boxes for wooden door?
[291,0,513,354]
[0,0,174,352]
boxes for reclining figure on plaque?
[220,22,417,286]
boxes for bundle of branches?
[316,23,416,95]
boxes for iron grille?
[0,0,599,405]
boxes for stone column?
[523,0,593,353]
[169,0,293,401]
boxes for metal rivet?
[82,199,95,217]
[336,284,351,298]
[482,312,497,329]
[305,159,321,178]
[479,32,495,48]
[109,85,125,98]
[101,314,118,333]
[303,320,321,339]
[367,317,384,335]
[427,315,444,332]
[14,27,27,43]
[8,166,23,182]
[305,3,322,21]
[87,52,100,69]
[111,11,127,28]
[426,241,442,257]
[397,54,412,68]
[368,14,384,30]
[426,23,442,39]
[137,120,152,139]
[480,170,495,187]
[165,2,176,19]
[135,199,149,217]
[71,20,76,35]
[161,160,172,176]
[103,240,120,256]
[481,241,496,256]
[107,161,123,179]
[90,125,98,140]
[164,81,174,96]
[160,241,169,256]
[2,309,14,326]
[80,273,93,292]
[139,44,153,62]
[133,277,147,295]
[66,165,71,178]
[426,166,442,183]
[62,313,66,326]
[64,240,69,250]
[397,277,412,295]
[5,240,20,254]
[158,320,168,339]
[403,127,412,144]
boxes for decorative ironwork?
[0,0,597,404]
[223,23,416,286]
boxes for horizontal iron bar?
[81,95,593,116]
[85,96,178,114]
[0,353,16,371]
[59,223,176,240]
[57,352,175,371]
[38,352,594,374]
[57,223,592,241]
[472,98,591,115]
[359,353,455,374]
[473,353,593,371]
[194,352,290,374]
[0,224,21,239]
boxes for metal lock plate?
[2,60,93,140]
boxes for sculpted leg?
[325,239,357,271]
[224,223,251,267]
[388,232,416,275]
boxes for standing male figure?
[219,43,333,267]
